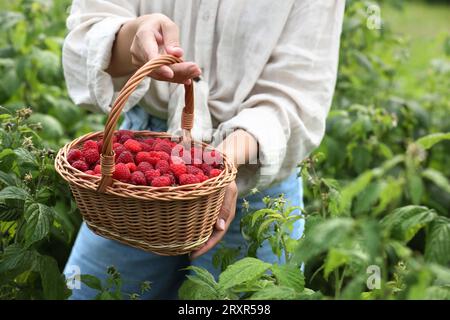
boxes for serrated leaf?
[218,257,271,290]
[293,218,354,264]
[407,174,423,205]
[0,244,39,275]
[271,264,305,292]
[178,279,220,300]
[248,285,299,300]
[0,170,18,186]
[38,255,71,300]
[353,182,381,214]
[14,148,37,165]
[415,132,450,150]
[0,186,30,201]
[324,249,349,279]
[184,266,220,298]
[425,217,450,265]
[24,203,54,244]
[381,206,436,242]
[80,274,103,291]
[422,168,450,194]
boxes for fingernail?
[218,218,226,230]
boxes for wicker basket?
[55,55,237,256]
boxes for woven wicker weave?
[55,55,237,256]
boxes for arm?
[63,1,200,113]
[190,129,258,259]
[191,0,345,259]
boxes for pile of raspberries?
[67,130,223,187]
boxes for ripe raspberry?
[157,151,170,162]
[116,151,134,164]
[151,175,172,187]
[113,142,122,149]
[186,165,203,175]
[130,171,146,185]
[209,169,222,178]
[113,163,131,182]
[85,170,95,176]
[145,169,161,184]
[170,163,187,177]
[154,141,172,155]
[116,130,134,139]
[200,163,213,176]
[67,149,83,164]
[196,173,208,182]
[126,162,137,172]
[155,160,170,174]
[124,139,142,153]
[135,152,151,164]
[83,148,100,165]
[137,161,153,173]
[119,134,133,144]
[94,164,101,174]
[142,138,156,149]
[139,142,153,152]
[83,140,98,151]
[113,145,126,160]
[97,139,104,153]
[179,174,200,185]
[72,160,88,172]
[165,173,176,185]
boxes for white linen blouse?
[63,0,346,194]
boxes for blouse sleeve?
[215,0,346,189]
[62,0,148,113]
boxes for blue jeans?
[64,107,304,299]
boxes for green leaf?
[248,285,299,300]
[293,218,355,263]
[0,244,39,275]
[340,171,374,214]
[415,132,450,150]
[0,149,17,172]
[422,168,450,194]
[80,274,103,291]
[324,249,349,280]
[0,170,19,186]
[381,206,436,242]
[184,266,220,298]
[353,182,381,214]
[218,258,271,290]
[27,113,64,141]
[178,279,221,300]
[407,173,424,205]
[14,148,37,166]
[24,203,54,244]
[212,246,241,272]
[425,217,450,265]
[38,255,71,300]
[271,264,305,292]
[0,186,30,201]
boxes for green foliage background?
[0,0,449,300]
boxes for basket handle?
[97,55,194,192]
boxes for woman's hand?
[190,129,258,260]
[107,14,201,84]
